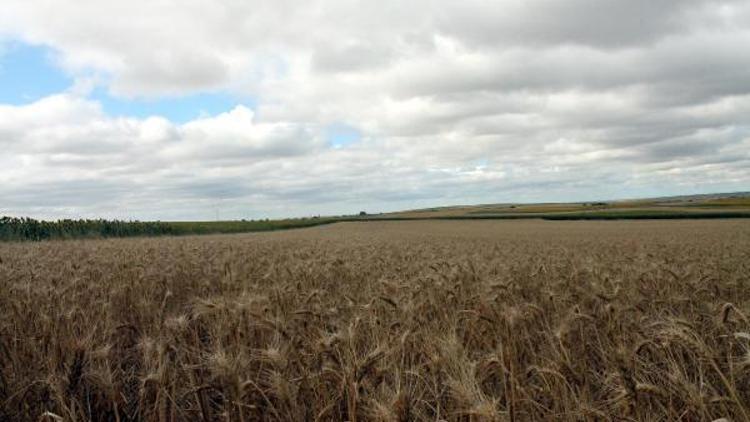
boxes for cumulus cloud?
[0,95,326,218]
[1,0,749,219]
[174,106,323,162]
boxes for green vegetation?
[466,205,586,214]
[371,209,750,221]
[678,197,750,208]
[0,216,338,241]
[540,210,750,220]
[167,218,338,235]
[4,192,750,242]
[0,217,178,241]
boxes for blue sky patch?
[0,42,72,104]
[92,88,254,123]
[471,158,489,168]
[326,123,362,147]
[1,41,253,122]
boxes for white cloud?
[1,1,750,219]
[170,105,323,162]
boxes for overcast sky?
[1,1,749,220]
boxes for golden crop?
[2,220,750,421]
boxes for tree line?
[0,216,178,241]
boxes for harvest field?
[2,220,750,421]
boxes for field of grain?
[2,220,750,421]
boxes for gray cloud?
[312,41,395,73]
[436,0,731,49]
[1,1,749,219]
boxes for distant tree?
[0,216,177,241]
[359,211,367,216]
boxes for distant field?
[679,197,750,207]
[382,193,750,220]
[167,218,337,234]
[540,209,750,220]
[4,193,750,241]
[379,208,750,221]
[456,209,750,220]
[3,220,750,420]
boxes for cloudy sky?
[1,1,749,220]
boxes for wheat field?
[2,220,750,421]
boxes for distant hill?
[376,191,750,219]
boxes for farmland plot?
[2,220,750,421]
